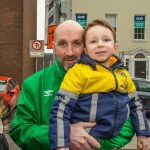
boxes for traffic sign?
[29,40,44,57]
[32,40,42,50]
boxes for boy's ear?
[114,43,118,53]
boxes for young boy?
[49,19,150,150]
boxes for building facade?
[71,0,150,79]
[1,0,150,86]
[0,0,37,86]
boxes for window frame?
[105,14,117,32]
[134,15,146,40]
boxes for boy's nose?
[97,40,104,47]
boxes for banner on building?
[134,16,145,28]
[29,40,44,57]
[47,25,58,49]
[76,14,87,27]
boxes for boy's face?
[84,25,118,67]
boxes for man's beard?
[63,56,78,71]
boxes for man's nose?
[66,45,74,56]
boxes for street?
[6,116,150,150]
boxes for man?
[9,20,100,150]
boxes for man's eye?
[58,42,67,47]
[73,42,82,47]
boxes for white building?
[44,0,150,79]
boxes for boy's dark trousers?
[0,133,9,150]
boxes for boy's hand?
[137,136,148,150]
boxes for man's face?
[53,25,84,70]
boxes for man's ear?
[52,41,56,54]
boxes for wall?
[22,0,37,81]
[0,0,23,86]
[72,0,150,53]
[0,0,37,86]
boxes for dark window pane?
[49,0,54,11]
[141,34,144,39]
[48,15,54,25]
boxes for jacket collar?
[79,52,97,70]
[79,52,125,71]
[54,58,66,78]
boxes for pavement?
[124,114,150,150]
[5,134,21,150]
[6,116,150,150]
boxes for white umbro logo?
[44,90,53,96]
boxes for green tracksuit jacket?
[9,59,66,150]
[9,58,135,150]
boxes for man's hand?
[70,122,100,150]
[57,148,69,150]
[137,136,148,150]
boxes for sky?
[37,0,45,40]
[37,0,53,53]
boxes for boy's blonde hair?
[83,19,116,47]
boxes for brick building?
[0,0,37,86]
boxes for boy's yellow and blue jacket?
[49,53,150,149]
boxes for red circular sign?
[32,40,42,50]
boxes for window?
[48,14,54,25]
[10,79,17,88]
[0,80,6,92]
[125,59,129,70]
[136,80,150,92]
[134,16,145,40]
[135,53,145,58]
[48,0,54,12]
[8,82,14,91]
[105,14,117,31]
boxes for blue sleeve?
[49,92,78,150]
[129,93,150,136]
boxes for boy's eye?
[90,40,96,43]
[104,38,111,41]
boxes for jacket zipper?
[99,64,124,136]
[100,64,118,90]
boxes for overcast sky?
[37,0,53,53]
[37,0,45,40]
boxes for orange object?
[47,25,58,49]
[0,76,20,106]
